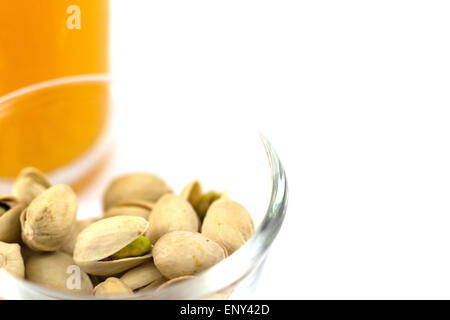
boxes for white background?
[110,1,450,299]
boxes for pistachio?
[111,236,152,259]
[93,277,133,297]
[104,201,154,219]
[146,194,200,244]
[0,195,26,243]
[0,241,24,278]
[61,218,97,255]
[180,181,222,221]
[157,275,195,291]
[103,173,172,210]
[20,185,77,252]
[201,198,254,255]
[25,251,93,293]
[139,277,167,292]
[120,262,165,290]
[74,216,152,276]
[180,180,203,207]
[153,231,226,279]
[194,191,222,221]
[13,167,51,204]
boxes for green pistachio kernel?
[0,203,10,216]
[111,236,152,259]
[194,191,221,221]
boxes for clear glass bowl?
[0,76,288,299]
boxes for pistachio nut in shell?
[201,198,254,255]
[74,216,152,276]
[180,180,203,207]
[94,277,133,297]
[153,231,226,279]
[13,167,51,204]
[104,201,154,220]
[120,262,165,290]
[103,173,172,210]
[194,191,222,221]
[25,251,93,293]
[180,181,223,221]
[139,277,167,292]
[20,185,77,252]
[0,195,26,243]
[61,218,97,255]
[146,194,199,244]
[0,241,24,278]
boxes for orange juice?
[0,1,109,178]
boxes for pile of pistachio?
[0,168,254,297]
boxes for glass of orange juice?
[0,1,110,187]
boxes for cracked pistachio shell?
[139,277,167,292]
[20,185,77,252]
[74,216,151,276]
[153,231,226,279]
[120,262,165,290]
[13,167,51,204]
[201,198,254,255]
[180,180,203,207]
[146,194,200,244]
[0,242,24,278]
[61,218,97,255]
[194,191,223,221]
[180,181,224,221]
[94,277,133,297]
[103,173,172,210]
[0,195,26,243]
[157,275,195,291]
[25,251,93,293]
[104,201,154,219]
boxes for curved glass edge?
[0,74,111,106]
[132,133,289,299]
[0,133,288,300]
